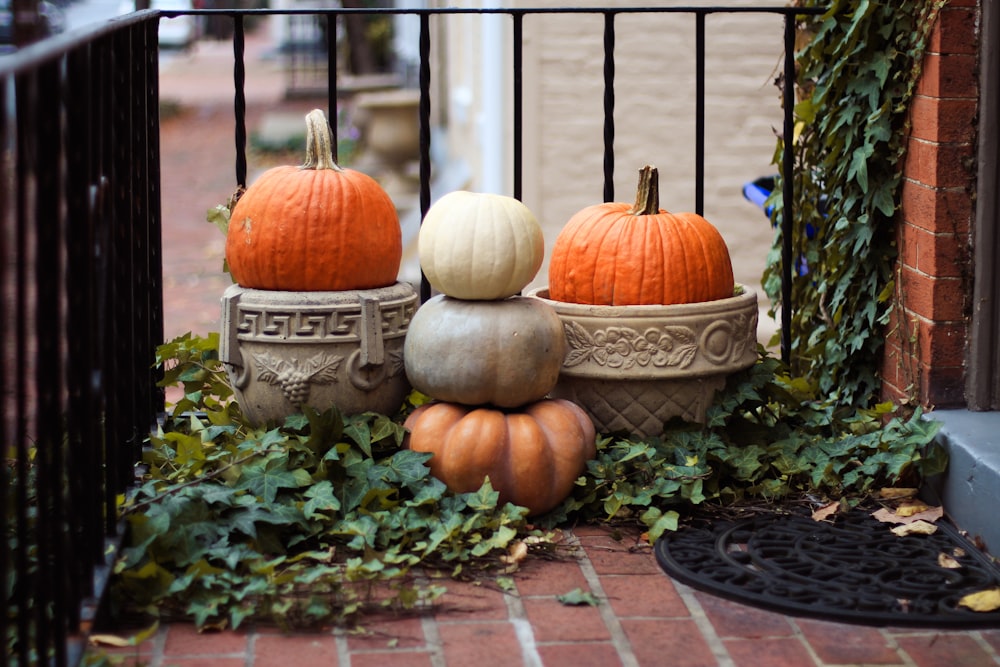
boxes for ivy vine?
[99,334,945,635]
[765,0,946,406]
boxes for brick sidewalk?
[92,524,1000,666]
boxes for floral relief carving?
[563,321,699,370]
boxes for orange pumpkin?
[404,399,597,516]
[548,165,734,306]
[225,109,402,291]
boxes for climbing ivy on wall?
[765,0,946,407]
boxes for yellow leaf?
[958,588,1000,612]
[88,634,131,648]
[873,505,943,525]
[880,487,919,500]
[937,553,962,569]
[89,620,159,647]
[891,520,938,536]
[895,500,931,517]
[500,541,528,566]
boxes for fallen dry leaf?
[880,487,919,500]
[88,634,132,648]
[873,505,944,525]
[895,500,932,517]
[872,507,898,523]
[500,540,528,566]
[811,501,840,522]
[938,552,962,569]
[958,588,1000,612]
[891,520,938,536]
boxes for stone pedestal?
[354,88,421,199]
[220,282,418,425]
[528,286,759,439]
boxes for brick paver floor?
[91,21,1000,667]
[92,524,1000,666]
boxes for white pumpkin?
[418,191,545,300]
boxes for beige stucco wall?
[430,1,786,339]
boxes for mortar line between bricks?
[878,628,919,667]
[334,627,351,667]
[420,611,447,667]
[152,623,170,667]
[783,619,825,667]
[245,629,256,667]
[505,586,544,667]
[567,532,640,667]
[970,632,1000,664]
[672,581,735,667]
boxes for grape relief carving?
[252,351,343,407]
[562,321,699,370]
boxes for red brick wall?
[881,0,979,408]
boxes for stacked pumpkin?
[220,109,417,425]
[530,164,758,437]
[403,191,597,516]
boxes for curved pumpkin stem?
[301,109,345,172]
[628,164,660,215]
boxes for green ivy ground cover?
[104,333,944,634]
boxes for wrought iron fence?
[1,13,165,666]
[0,4,823,665]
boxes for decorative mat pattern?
[654,507,1000,628]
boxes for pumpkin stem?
[628,165,660,215]
[301,109,344,172]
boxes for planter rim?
[223,281,417,307]
[527,285,757,316]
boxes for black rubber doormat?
[654,507,1000,628]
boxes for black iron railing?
[199,5,818,353]
[1,14,164,666]
[0,5,824,665]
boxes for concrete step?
[926,409,1000,555]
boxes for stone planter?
[527,286,759,439]
[220,282,418,425]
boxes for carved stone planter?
[220,282,418,425]
[528,286,759,439]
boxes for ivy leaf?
[234,456,313,503]
[557,588,601,607]
[303,405,344,451]
[640,507,679,543]
[847,144,874,192]
[465,479,500,512]
[303,480,341,519]
[370,413,407,447]
[376,450,433,489]
[410,477,448,506]
[343,414,374,457]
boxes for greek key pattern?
[236,300,416,343]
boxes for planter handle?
[359,295,385,367]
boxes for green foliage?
[764,0,946,406]
[544,354,945,542]
[109,334,946,631]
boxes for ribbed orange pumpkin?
[548,165,734,306]
[225,109,402,291]
[404,399,597,516]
